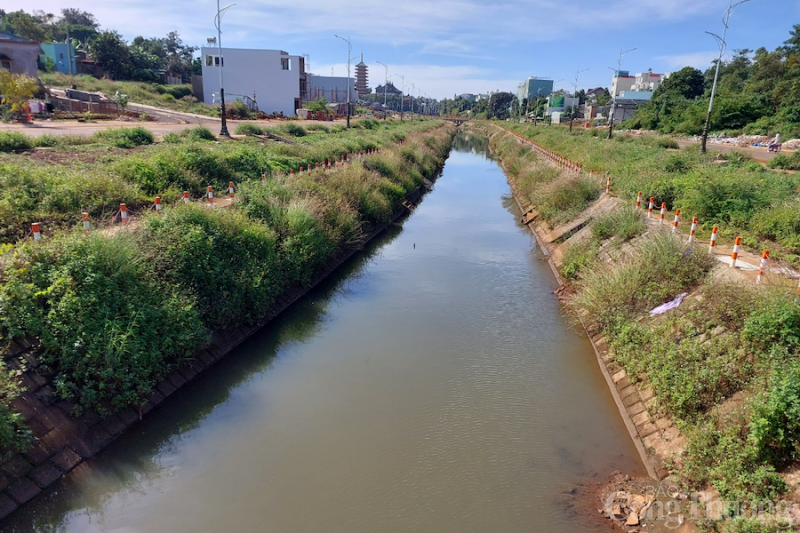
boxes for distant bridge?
[442,117,469,125]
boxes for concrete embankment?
[0,127,455,521]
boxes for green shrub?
[0,232,207,413]
[560,239,597,279]
[283,123,307,137]
[139,205,284,329]
[742,296,800,354]
[93,126,154,148]
[535,175,601,225]
[0,362,30,456]
[750,202,800,252]
[683,419,786,502]
[591,206,646,243]
[162,132,182,144]
[235,123,264,135]
[181,126,217,142]
[0,132,32,152]
[768,151,800,170]
[570,232,714,331]
[750,361,800,467]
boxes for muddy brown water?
[6,133,643,532]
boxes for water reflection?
[7,133,643,533]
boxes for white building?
[200,47,305,116]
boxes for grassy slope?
[0,120,453,454]
[40,72,217,117]
[487,123,800,533]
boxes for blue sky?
[5,0,798,99]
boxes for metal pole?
[334,35,352,128]
[570,68,588,132]
[377,61,388,120]
[215,1,235,137]
[397,73,405,121]
[607,48,636,140]
[700,0,755,154]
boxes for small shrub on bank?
[535,175,601,225]
[93,126,154,148]
[560,239,597,280]
[235,123,264,136]
[768,151,800,171]
[139,204,284,330]
[750,361,800,467]
[569,232,714,331]
[0,132,32,152]
[0,232,207,413]
[591,206,646,243]
[181,125,217,142]
[283,123,306,137]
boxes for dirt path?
[676,139,785,164]
[0,117,349,138]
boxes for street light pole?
[570,68,588,132]
[377,60,388,120]
[334,34,352,128]
[700,0,755,154]
[397,73,405,121]
[214,0,236,137]
[607,48,636,140]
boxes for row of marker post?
[26,143,395,239]
[504,126,799,294]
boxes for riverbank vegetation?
[501,123,800,264]
[0,119,453,453]
[486,124,800,532]
[622,25,800,138]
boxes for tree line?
[625,24,800,138]
[0,8,198,83]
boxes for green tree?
[90,31,131,80]
[487,91,514,119]
[0,70,39,115]
[653,66,705,100]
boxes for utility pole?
[607,48,636,140]
[334,34,352,128]
[570,68,588,132]
[214,1,235,137]
[397,73,405,121]
[377,60,388,120]
[700,0,756,153]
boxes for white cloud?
[655,51,720,70]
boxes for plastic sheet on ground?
[648,293,688,316]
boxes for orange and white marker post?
[708,226,718,253]
[229,181,235,199]
[648,197,655,218]
[155,196,162,212]
[672,209,680,233]
[731,236,742,268]
[120,203,128,223]
[82,212,90,230]
[32,222,42,241]
[290,169,295,178]
[659,202,667,224]
[636,192,642,209]
[261,173,266,182]
[605,175,611,194]
[756,250,769,283]
[688,217,698,243]
[207,186,214,207]
[184,191,190,204]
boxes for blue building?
[40,42,76,74]
[517,77,554,103]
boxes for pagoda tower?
[355,53,370,96]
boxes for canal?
[8,132,643,532]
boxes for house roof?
[0,32,39,44]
